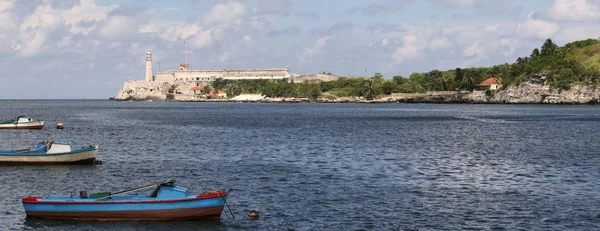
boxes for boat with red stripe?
[0,116,44,129]
[22,179,230,221]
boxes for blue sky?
[0,0,599,99]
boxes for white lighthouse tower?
[145,51,153,81]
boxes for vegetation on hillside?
[212,38,600,99]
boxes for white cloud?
[188,29,213,49]
[381,38,389,46]
[554,23,600,42]
[0,0,15,12]
[139,23,160,33]
[98,16,138,40]
[516,12,560,39]
[428,37,453,51]
[60,0,117,35]
[16,4,64,56]
[298,36,331,65]
[546,0,600,22]
[463,42,484,57]
[391,34,426,64]
[429,0,479,6]
[203,2,246,25]
[159,23,201,41]
[484,24,498,32]
[499,38,517,57]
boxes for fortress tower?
[145,52,153,81]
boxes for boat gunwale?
[0,146,97,156]
[0,119,45,125]
[22,191,228,205]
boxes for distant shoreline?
[108,96,600,105]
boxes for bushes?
[485,89,493,96]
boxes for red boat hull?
[0,125,44,129]
[25,205,225,221]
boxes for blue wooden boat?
[22,179,229,221]
[0,140,97,164]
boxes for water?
[1,100,600,230]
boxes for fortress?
[112,45,342,101]
[144,52,293,86]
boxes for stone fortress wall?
[292,73,341,82]
[113,51,346,100]
[154,68,291,84]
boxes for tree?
[298,82,322,100]
[530,48,540,59]
[203,85,211,94]
[212,78,227,90]
[540,38,557,57]
[359,78,382,100]
[462,74,476,91]
[455,68,463,87]
[373,72,384,79]
[381,81,398,94]
[393,75,407,85]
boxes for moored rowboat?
[0,116,45,129]
[0,140,97,164]
[22,179,229,221]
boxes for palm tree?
[462,74,476,91]
[360,78,382,100]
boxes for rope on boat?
[217,190,235,219]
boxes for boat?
[22,179,230,221]
[0,116,45,129]
[0,140,98,164]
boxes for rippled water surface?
[1,100,600,230]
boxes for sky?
[0,0,599,99]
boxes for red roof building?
[475,77,500,90]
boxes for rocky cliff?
[112,80,600,104]
[113,81,196,101]
[488,81,600,104]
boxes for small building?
[191,86,206,95]
[475,77,500,91]
[216,90,227,98]
[191,86,227,98]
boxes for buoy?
[248,210,259,218]
[56,123,64,129]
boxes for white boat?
[0,140,98,164]
[0,116,45,129]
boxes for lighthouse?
[145,52,153,81]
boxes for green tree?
[455,68,463,88]
[530,48,540,59]
[298,82,322,100]
[373,72,384,79]
[540,38,557,57]
[381,81,398,94]
[212,78,227,90]
[462,74,476,91]
[393,75,407,85]
[359,78,383,100]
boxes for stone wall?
[154,68,291,83]
[292,74,342,82]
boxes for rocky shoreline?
[112,79,600,105]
